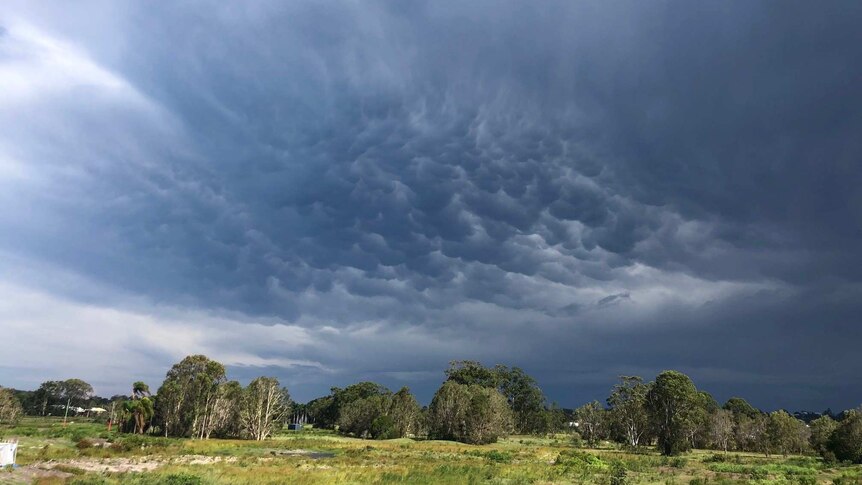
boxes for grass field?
[2,417,860,485]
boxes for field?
[2,418,861,485]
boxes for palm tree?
[125,382,154,434]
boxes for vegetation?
[3,356,862,483]
[0,386,23,424]
[1,416,861,484]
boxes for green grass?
[2,418,861,484]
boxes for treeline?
[574,371,861,463]
[2,359,861,464]
[3,356,290,441]
[302,361,561,444]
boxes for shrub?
[749,468,769,480]
[485,450,512,463]
[570,432,584,448]
[54,465,86,475]
[370,415,397,440]
[705,453,728,463]
[554,449,608,476]
[610,460,627,485]
[69,477,110,485]
[76,438,95,449]
[159,474,204,485]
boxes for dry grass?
[1,418,860,484]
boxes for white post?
[63,397,71,427]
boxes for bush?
[749,468,769,480]
[159,474,204,485]
[108,435,174,453]
[554,449,608,476]
[664,456,688,468]
[76,438,95,449]
[69,477,110,485]
[68,428,91,443]
[833,476,862,485]
[484,450,512,463]
[120,473,204,485]
[370,415,397,440]
[609,460,627,485]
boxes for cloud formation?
[1,1,861,410]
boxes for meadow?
[2,417,861,485]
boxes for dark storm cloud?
[1,0,861,408]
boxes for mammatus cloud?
[1,1,861,409]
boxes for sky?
[1,1,861,412]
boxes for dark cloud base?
[1,1,861,410]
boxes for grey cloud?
[0,1,860,409]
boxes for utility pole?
[108,401,116,432]
[62,397,71,427]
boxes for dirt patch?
[179,455,238,466]
[33,455,237,474]
[0,465,75,484]
[268,449,336,459]
[38,458,160,473]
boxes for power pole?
[62,397,71,427]
[108,401,116,432]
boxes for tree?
[306,395,335,427]
[333,386,421,440]
[827,409,862,464]
[388,387,421,438]
[687,391,719,449]
[445,361,500,388]
[155,379,185,437]
[154,355,228,438]
[709,409,734,453]
[59,379,94,408]
[723,397,760,419]
[314,381,390,430]
[0,387,23,424]
[428,381,512,444]
[646,370,699,455]
[338,394,391,439]
[202,380,242,439]
[445,361,548,435]
[239,377,289,440]
[736,413,771,455]
[809,415,838,461]
[31,381,63,416]
[211,381,243,439]
[544,402,570,434]
[496,366,548,434]
[574,401,607,447]
[768,410,809,457]
[607,376,650,448]
[123,381,154,434]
